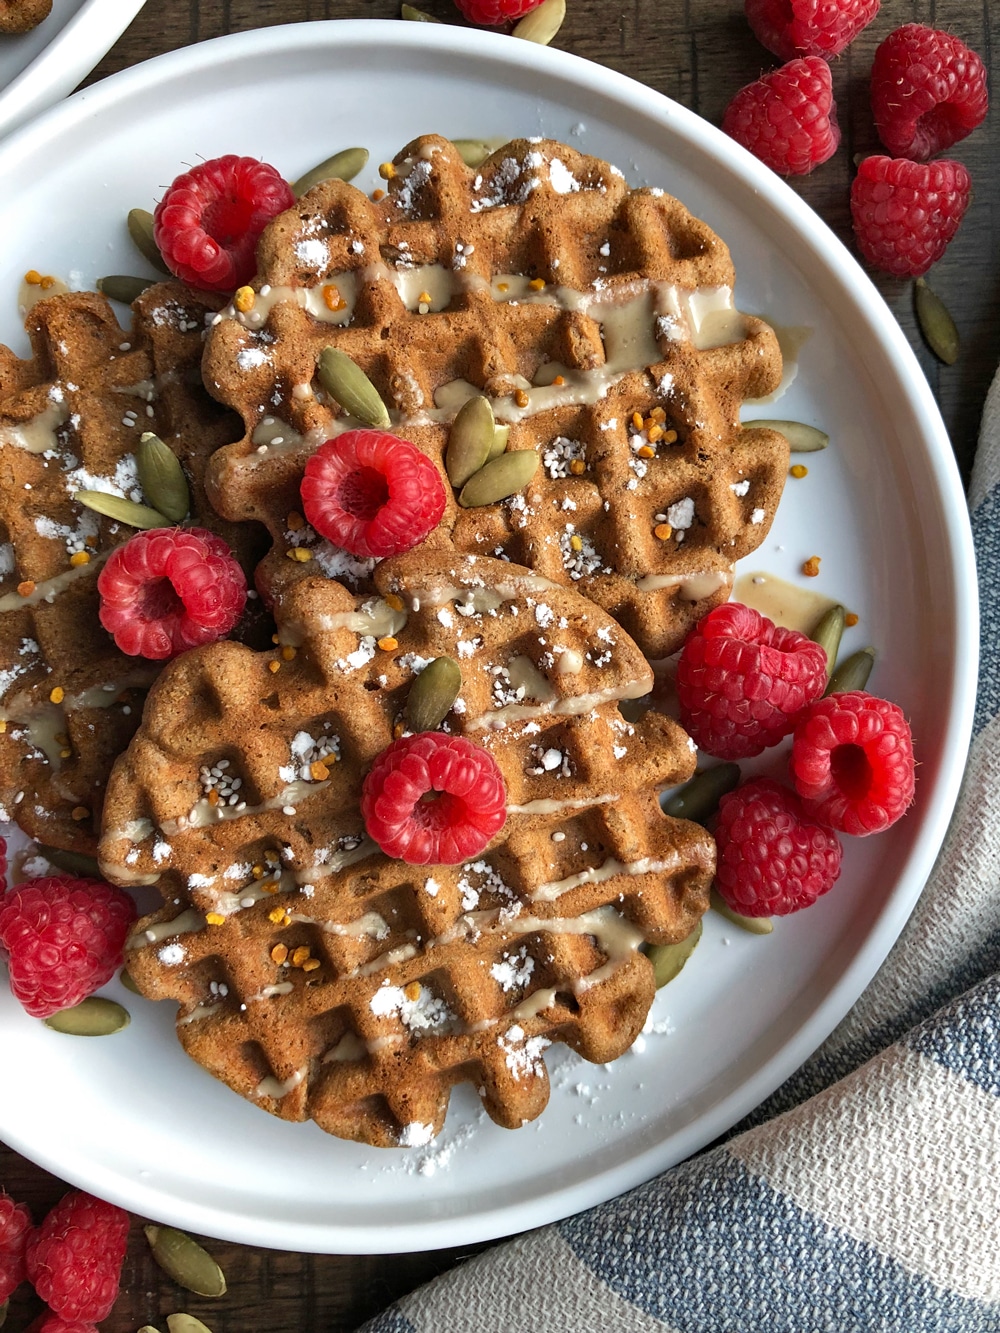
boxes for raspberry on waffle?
[201,135,788,660]
[98,552,715,1146]
[0,284,265,855]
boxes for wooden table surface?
[3,1,997,1329]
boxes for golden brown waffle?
[0,0,51,33]
[202,135,788,659]
[99,552,714,1146]
[0,284,266,855]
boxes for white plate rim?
[0,0,146,141]
[0,19,979,1253]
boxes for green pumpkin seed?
[1,1298,8,1328]
[137,1327,161,1333]
[166,1317,214,1333]
[38,843,100,877]
[810,604,845,678]
[145,1225,228,1299]
[826,646,875,696]
[406,656,462,732]
[137,432,190,523]
[488,424,510,460]
[915,277,959,365]
[647,918,702,988]
[662,763,740,824]
[97,275,155,305]
[512,0,565,44]
[401,3,441,18]
[74,490,172,530]
[458,449,539,507]
[446,395,495,487]
[710,887,774,935]
[316,347,390,428]
[292,147,370,197]
[452,138,508,169]
[745,418,829,452]
[120,967,142,995]
[127,208,171,275]
[44,997,131,1036]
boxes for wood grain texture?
[4,2,997,1329]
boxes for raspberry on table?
[24,1314,100,1333]
[153,154,295,292]
[745,0,880,61]
[676,603,827,759]
[301,429,447,560]
[0,876,136,1017]
[362,732,507,864]
[453,0,544,24]
[850,155,971,277]
[789,690,915,835]
[715,777,843,915]
[97,526,247,661]
[0,1189,32,1304]
[25,1191,129,1324]
[871,25,989,161]
[722,57,840,176]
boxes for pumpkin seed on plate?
[406,656,462,732]
[647,918,703,988]
[809,604,845,677]
[662,763,740,824]
[44,997,131,1036]
[97,275,155,305]
[120,968,142,996]
[136,432,190,523]
[73,490,171,530]
[710,887,774,935]
[316,347,390,428]
[744,418,829,452]
[825,646,875,696]
[458,449,538,507]
[166,1317,214,1333]
[914,277,959,365]
[145,1225,228,1299]
[292,147,370,197]
[446,395,495,487]
[1,1298,9,1328]
[127,208,171,274]
[512,0,566,44]
[37,843,100,877]
[401,4,441,18]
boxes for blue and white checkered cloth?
[359,369,1000,1333]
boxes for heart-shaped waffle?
[99,552,714,1146]
[0,284,266,854]
[201,135,788,660]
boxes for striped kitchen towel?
[358,374,1000,1333]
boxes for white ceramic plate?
[0,22,977,1254]
[0,0,145,141]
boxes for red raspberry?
[715,777,843,916]
[25,1315,99,1333]
[789,690,915,835]
[25,1192,128,1323]
[745,0,879,61]
[0,876,136,1017]
[362,733,507,864]
[97,526,247,661]
[850,154,971,277]
[0,1190,32,1303]
[301,430,446,560]
[871,25,988,161]
[453,0,543,25]
[676,603,827,759]
[153,155,294,292]
[722,57,840,176]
